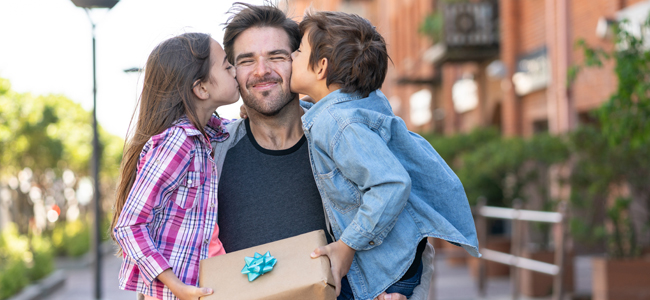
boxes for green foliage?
[424,127,500,166]
[419,12,444,43]
[569,15,650,258]
[27,234,54,281]
[0,77,125,298]
[0,224,54,300]
[51,219,91,257]
[425,128,569,208]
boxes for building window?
[533,119,549,134]
[410,89,432,126]
[452,77,478,113]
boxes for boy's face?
[290,29,317,97]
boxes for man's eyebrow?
[269,50,291,56]
[235,52,254,62]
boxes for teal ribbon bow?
[241,251,277,282]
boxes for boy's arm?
[311,122,411,294]
[333,122,412,251]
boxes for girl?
[111,32,239,300]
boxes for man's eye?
[271,56,288,61]
[238,60,253,66]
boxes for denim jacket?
[300,90,480,300]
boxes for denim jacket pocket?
[172,171,202,210]
[317,168,361,213]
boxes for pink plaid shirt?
[114,116,229,300]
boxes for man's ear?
[192,80,209,100]
[315,58,329,81]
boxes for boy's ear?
[315,58,329,81]
[192,80,209,100]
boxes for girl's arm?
[113,128,194,287]
[157,269,213,300]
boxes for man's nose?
[253,59,271,76]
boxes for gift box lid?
[199,230,336,300]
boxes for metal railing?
[475,197,568,300]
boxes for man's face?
[232,27,295,116]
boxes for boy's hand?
[311,240,356,296]
[158,269,214,300]
[374,292,408,300]
[239,104,248,119]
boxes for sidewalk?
[42,244,593,300]
[48,243,134,300]
[432,251,594,300]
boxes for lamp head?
[70,0,118,9]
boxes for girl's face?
[204,39,240,108]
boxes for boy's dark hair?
[299,11,389,98]
[223,2,300,64]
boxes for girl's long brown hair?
[111,33,213,254]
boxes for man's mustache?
[246,75,283,88]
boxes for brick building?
[286,0,650,137]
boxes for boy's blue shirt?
[301,89,480,300]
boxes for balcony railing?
[424,1,499,64]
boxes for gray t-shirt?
[217,119,330,252]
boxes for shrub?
[52,219,90,257]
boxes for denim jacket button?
[369,241,375,245]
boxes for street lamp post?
[70,1,119,299]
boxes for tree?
[570,16,650,258]
[0,77,123,234]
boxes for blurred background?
[0,0,649,299]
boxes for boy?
[291,10,481,300]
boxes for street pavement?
[49,243,134,300]
[46,243,593,300]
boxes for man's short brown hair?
[299,11,389,98]
[223,2,300,65]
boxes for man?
[213,3,432,300]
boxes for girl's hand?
[311,240,356,296]
[158,269,214,300]
[374,292,408,300]
[170,284,213,300]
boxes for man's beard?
[241,74,296,117]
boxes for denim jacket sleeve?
[332,122,412,251]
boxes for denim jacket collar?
[302,89,364,130]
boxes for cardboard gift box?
[199,230,336,300]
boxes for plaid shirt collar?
[172,115,229,143]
